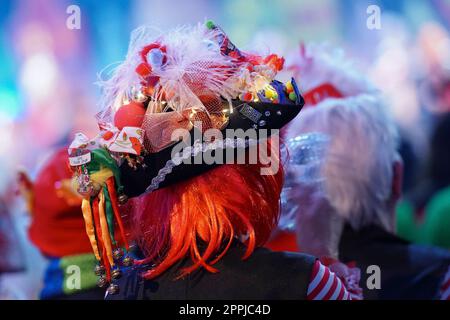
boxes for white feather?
[96,23,275,123]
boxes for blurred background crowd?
[1,0,450,299]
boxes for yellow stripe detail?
[81,199,100,261]
[81,199,101,261]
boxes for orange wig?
[129,151,284,279]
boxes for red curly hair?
[129,147,284,279]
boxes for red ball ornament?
[242,92,253,101]
[114,102,146,130]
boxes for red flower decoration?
[136,42,168,89]
[264,54,285,72]
[140,43,167,66]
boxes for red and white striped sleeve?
[440,265,450,300]
[306,260,359,300]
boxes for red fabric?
[307,260,353,300]
[304,83,343,106]
[28,148,92,257]
[264,231,299,252]
[265,235,364,299]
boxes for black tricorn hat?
[120,79,304,198]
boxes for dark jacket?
[339,224,450,299]
[107,242,315,300]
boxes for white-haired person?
[266,43,377,253]
[281,44,450,299]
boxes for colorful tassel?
[70,148,133,286]
[103,185,117,246]
[98,189,114,267]
[106,177,130,250]
[81,199,101,261]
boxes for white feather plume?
[96,23,269,123]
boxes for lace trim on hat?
[145,137,258,193]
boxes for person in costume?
[282,44,450,299]
[67,22,359,300]
[18,148,106,299]
[266,44,376,253]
